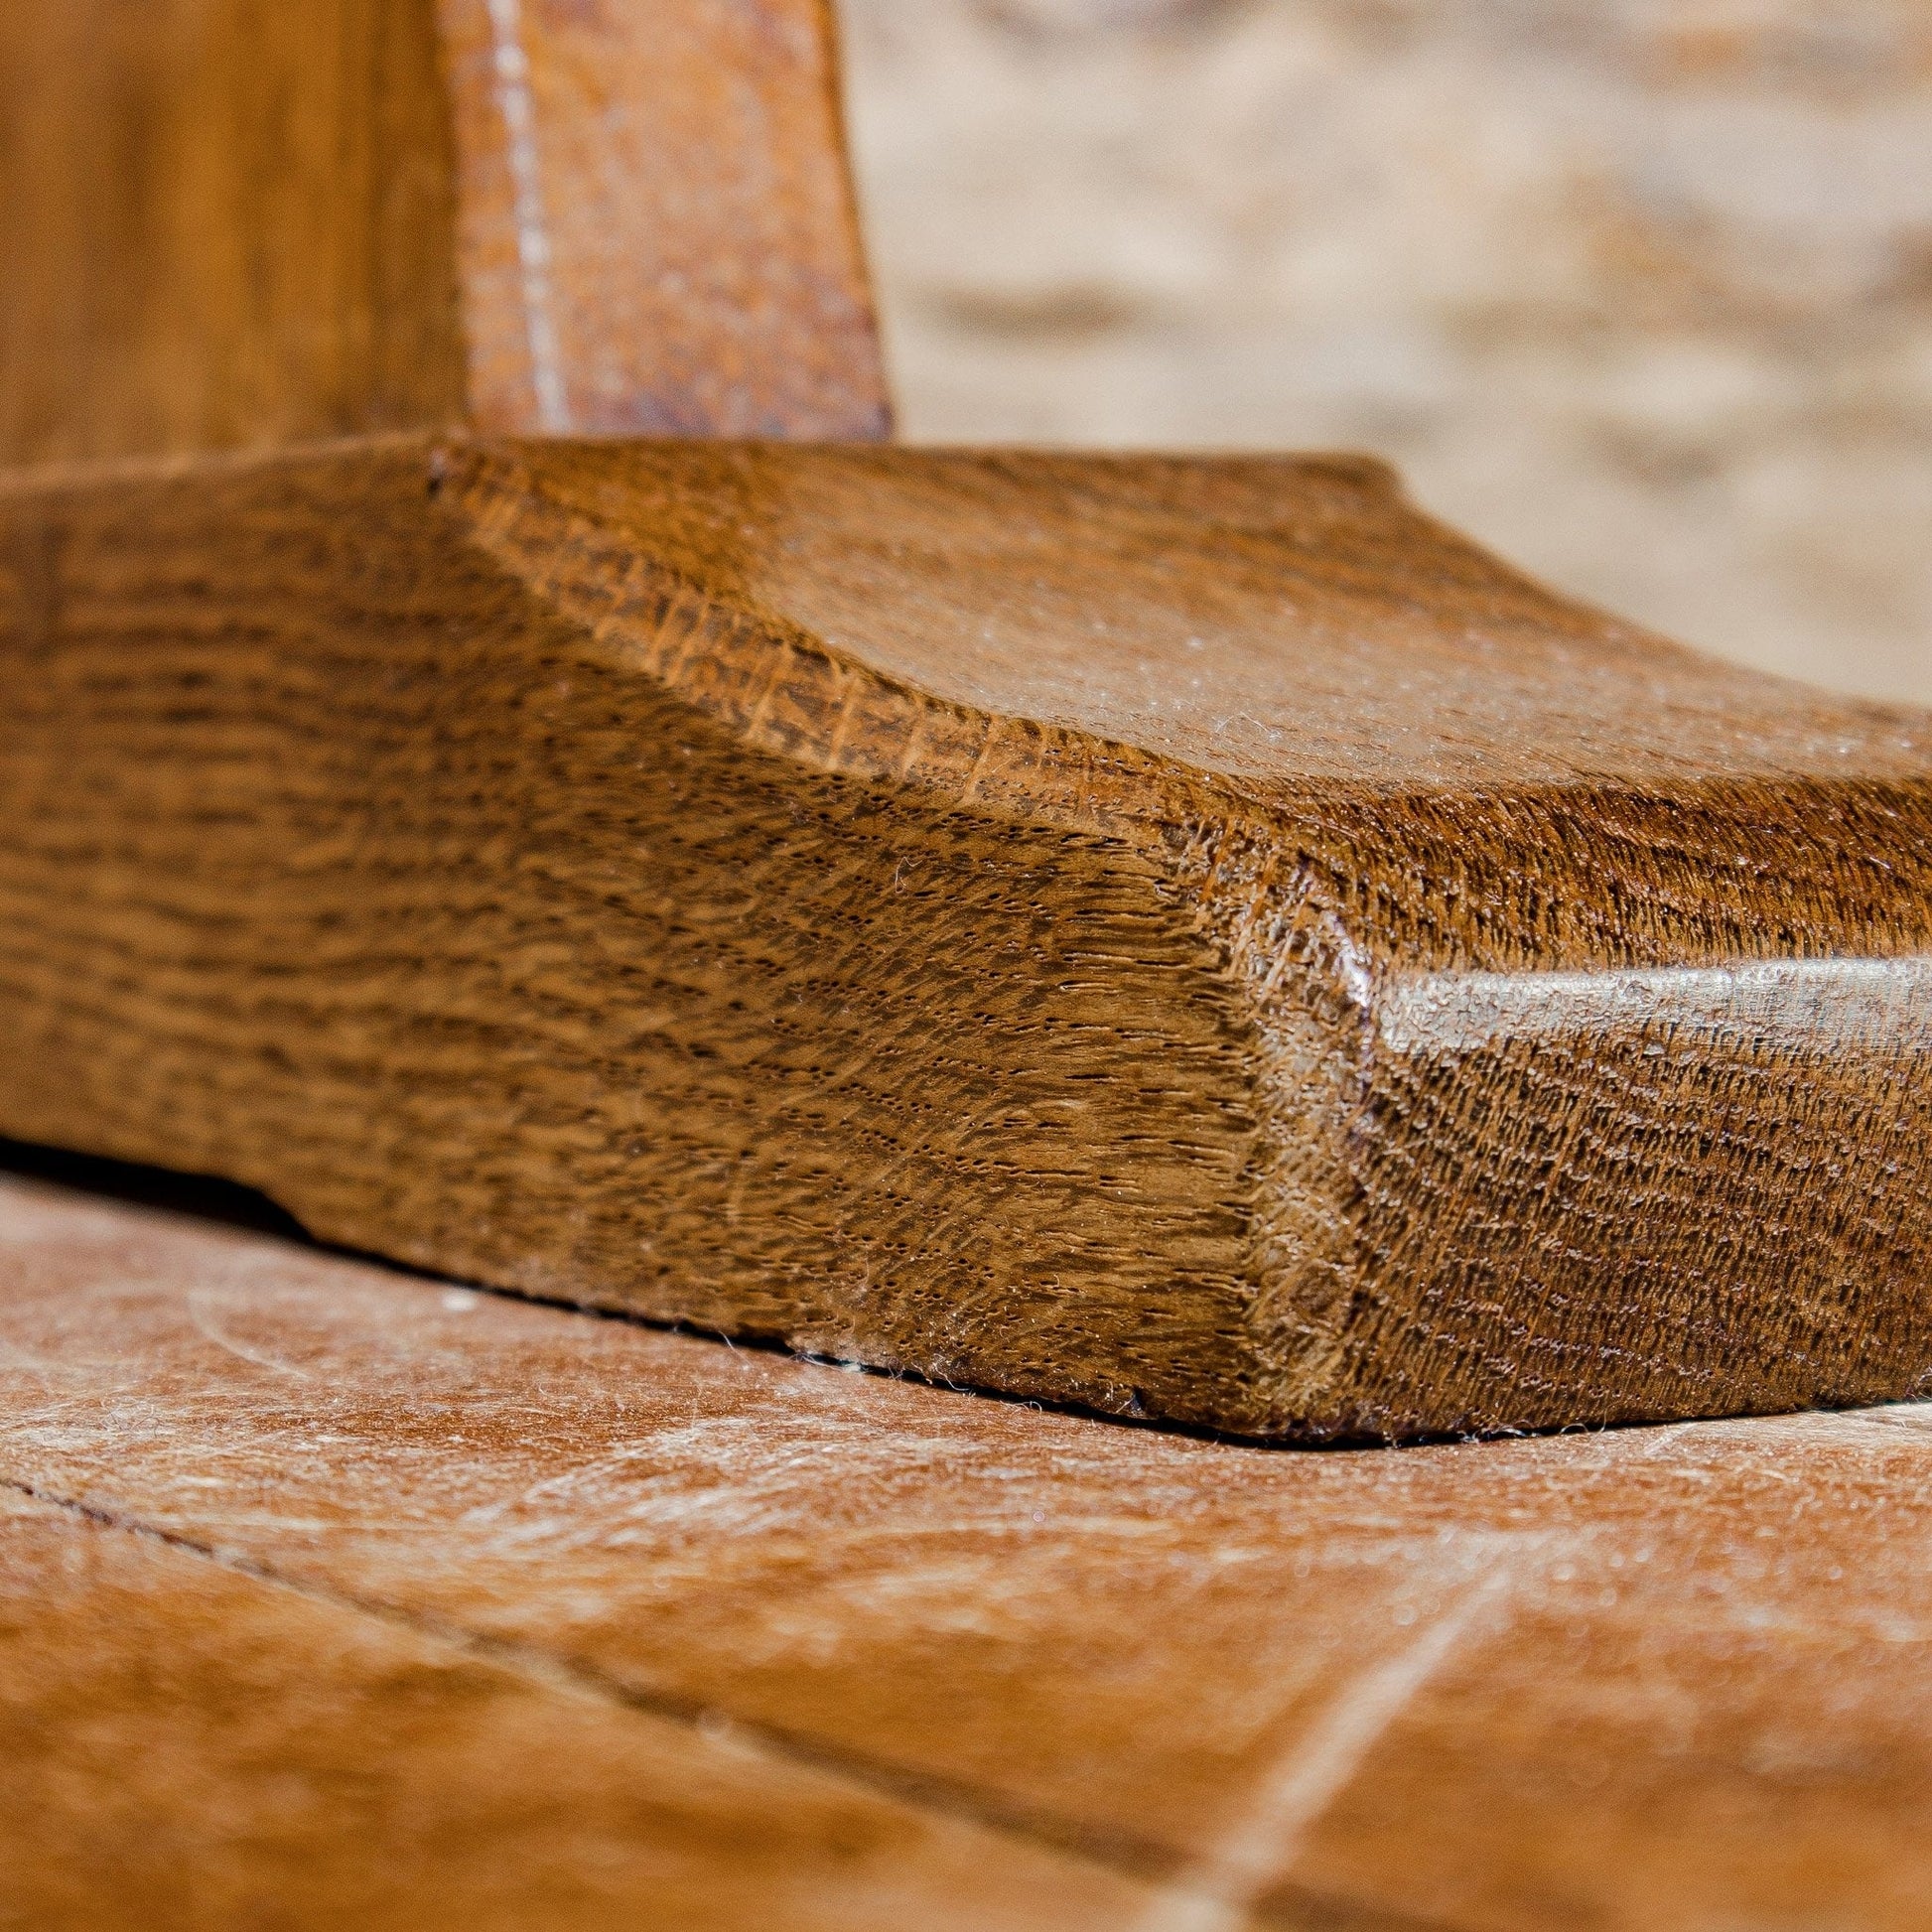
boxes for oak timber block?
[4,435,1932,1438]
[0,0,887,460]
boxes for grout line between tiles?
[0,1470,1204,1901]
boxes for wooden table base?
[2,1167,1929,1930]
[12,438,1932,1441]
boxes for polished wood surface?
[4,1171,1931,1930]
[0,0,887,463]
[0,0,465,462]
[4,435,1932,1437]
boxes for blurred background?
[837,0,1932,704]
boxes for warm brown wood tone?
[0,0,887,464]
[5,435,1932,1438]
[437,0,889,440]
[0,1489,1137,1932]
[6,1173,1932,1930]
[0,0,466,463]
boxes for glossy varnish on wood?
[4,1174,1932,1930]
[0,0,887,462]
[4,437,1932,1437]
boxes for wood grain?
[5,1171,1932,1930]
[437,0,889,440]
[0,0,886,464]
[4,434,1932,1437]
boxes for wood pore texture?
[0,0,887,461]
[4,1170,1932,1930]
[5,435,1932,1438]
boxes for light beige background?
[839,0,1932,704]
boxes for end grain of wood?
[5,436,1932,1437]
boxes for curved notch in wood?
[0,0,888,463]
[5,437,1932,1439]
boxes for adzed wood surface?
[0,0,887,462]
[4,435,1932,1437]
[3,1172,1932,1930]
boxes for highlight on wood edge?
[3,431,1932,1441]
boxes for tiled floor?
[3,1171,1929,1929]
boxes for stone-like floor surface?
[2,1170,1929,1929]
